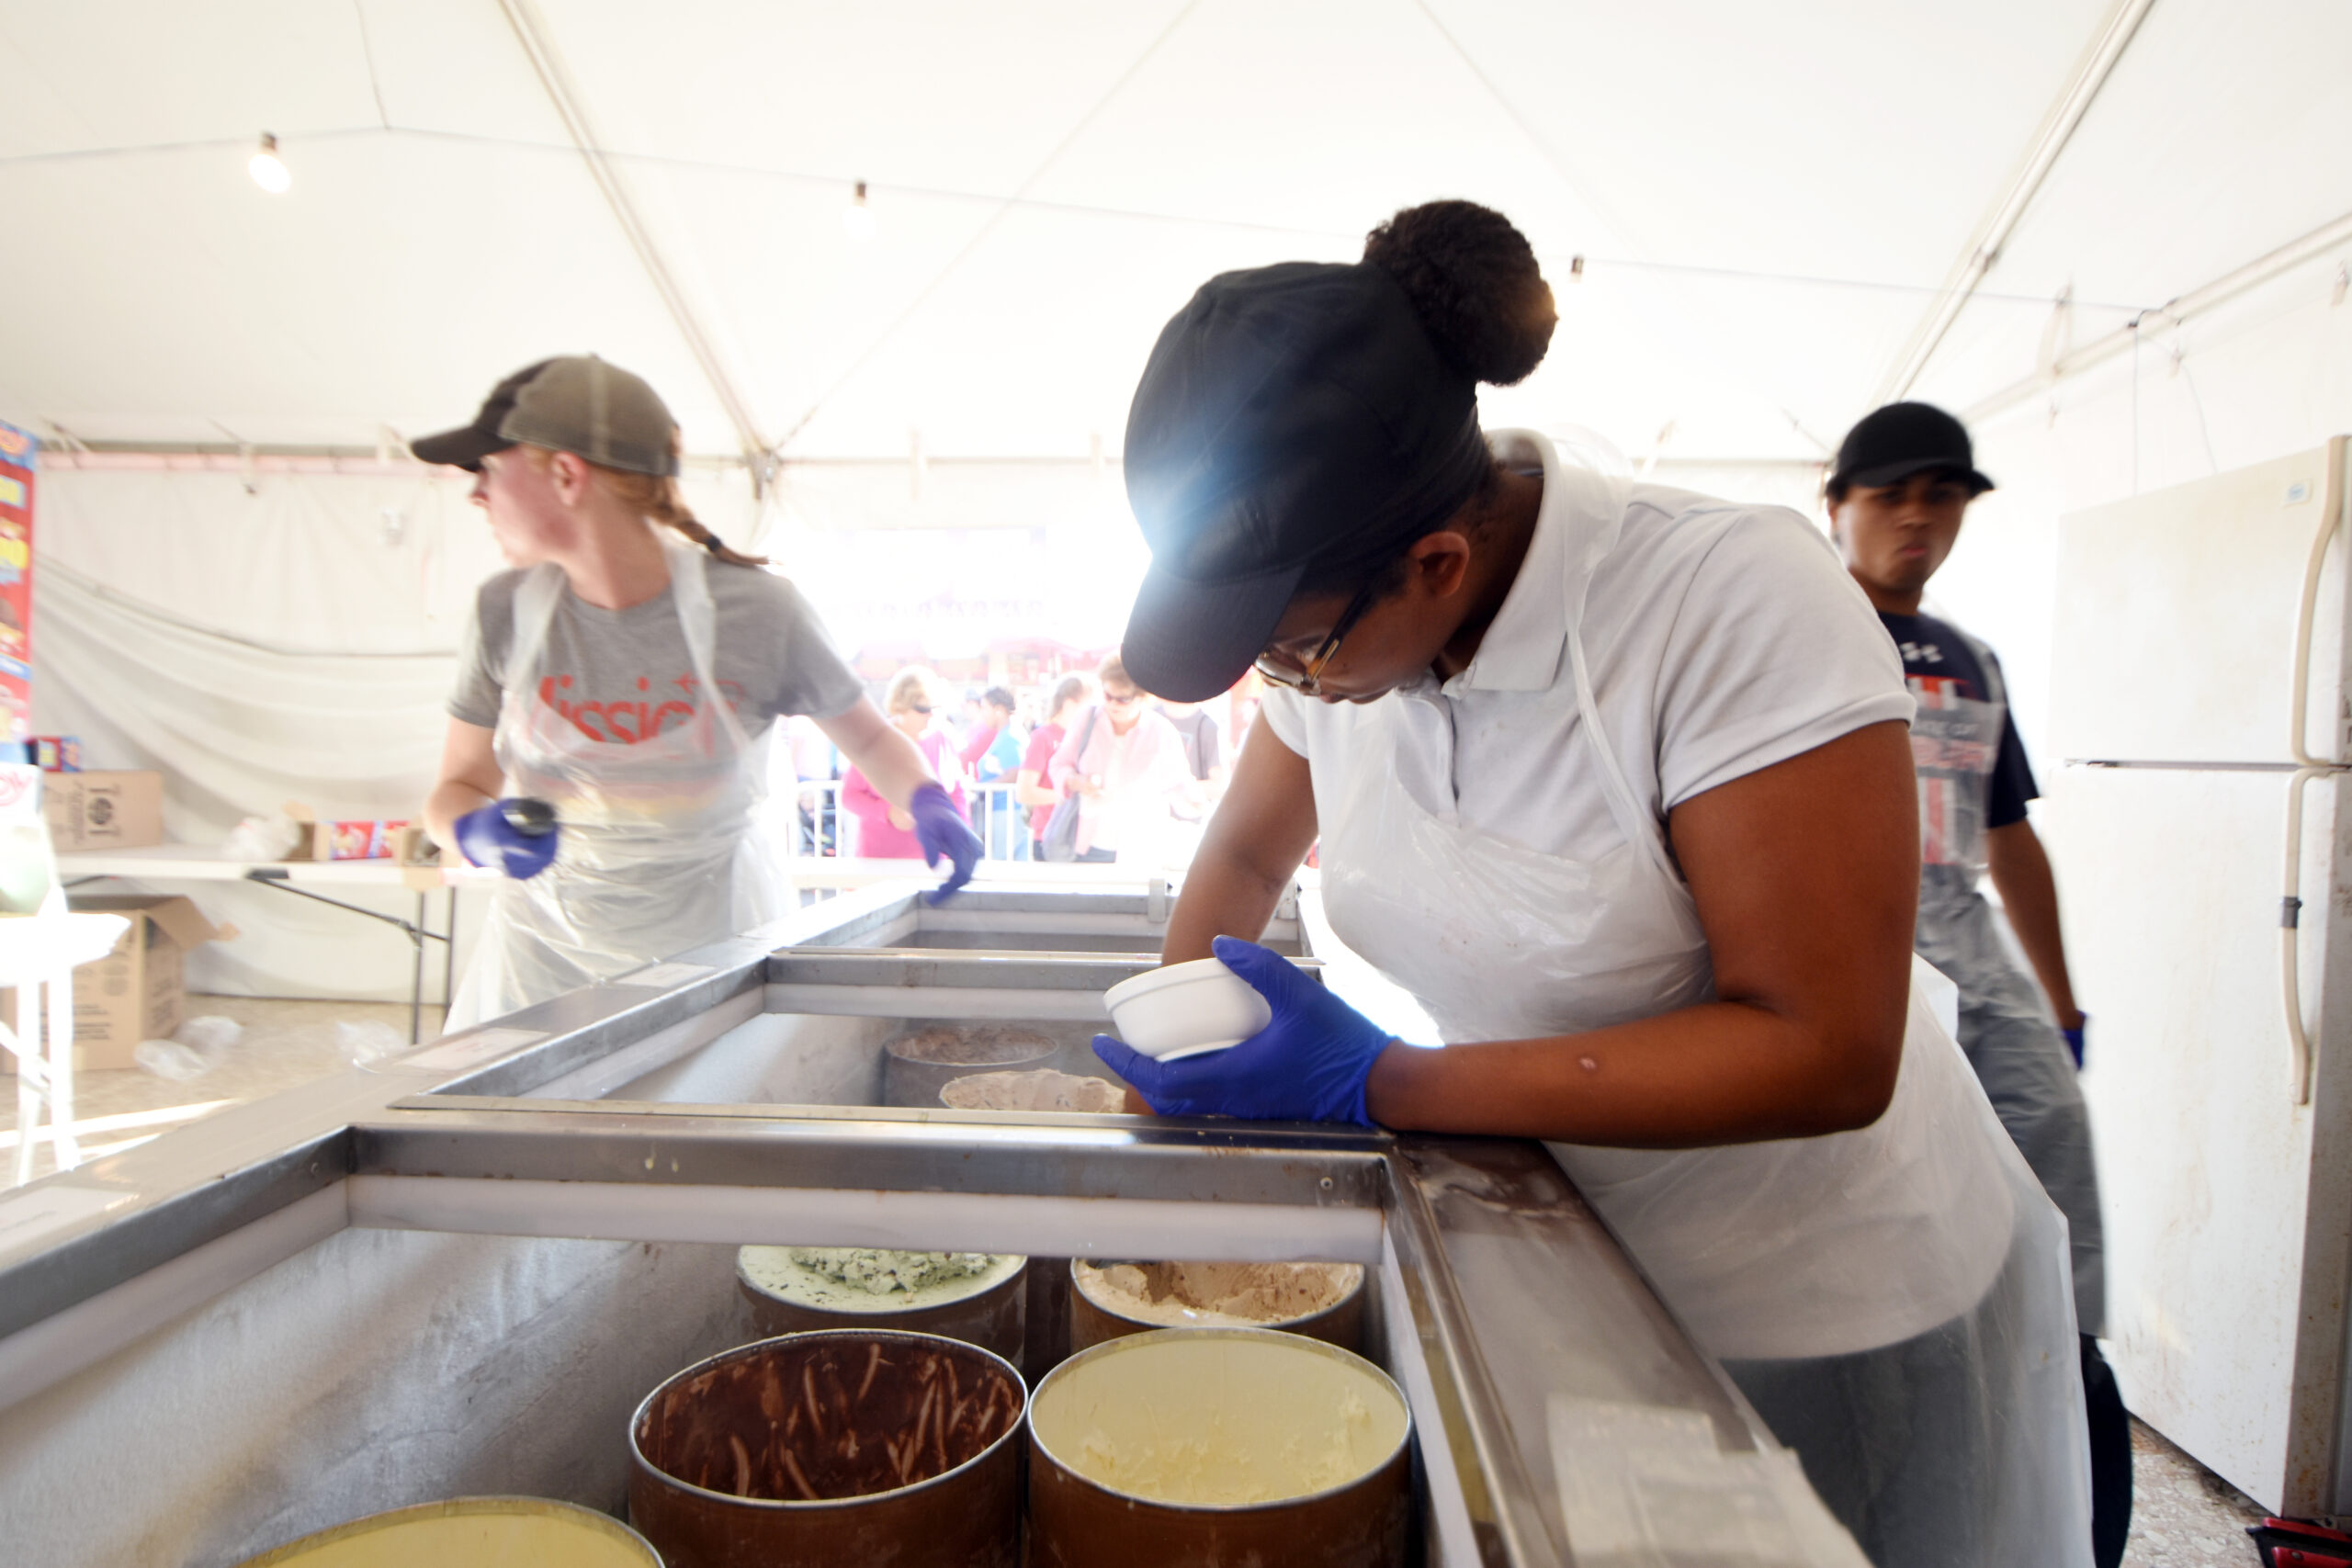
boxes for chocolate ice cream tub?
[629,1329,1025,1568]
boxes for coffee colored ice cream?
[1073,1260,1363,1329]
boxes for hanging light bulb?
[842,179,875,241]
[248,132,291,195]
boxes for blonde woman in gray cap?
[1090,204,2090,1566]
[417,356,978,1027]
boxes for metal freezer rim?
[0,878,1779,1567]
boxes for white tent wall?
[1918,252,2352,773]
[28,460,764,1001]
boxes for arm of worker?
[1160,716,1319,963]
[819,697,982,898]
[424,718,502,852]
[1106,723,1918,1143]
[820,699,933,811]
[1984,818,2084,1032]
[424,717,560,878]
[838,762,896,828]
[1014,767,1059,808]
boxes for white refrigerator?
[2041,436,2352,1518]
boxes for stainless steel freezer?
[0,880,1833,1567]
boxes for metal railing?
[791,778,1035,860]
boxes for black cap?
[411,355,682,477]
[1118,262,1491,702]
[1829,401,1994,498]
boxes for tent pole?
[495,0,771,470]
[1870,0,2158,408]
[1963,208,2352,427]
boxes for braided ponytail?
[599,467,770,568]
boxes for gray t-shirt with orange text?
[448,562,864,745]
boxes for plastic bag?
[334,1019,405,1066]
[221,809,302,862]
[133,1040,209,1081]
[175,1015,243,1055]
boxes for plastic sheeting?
[24,466,764,1000]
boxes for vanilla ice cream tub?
[235,1498,659,1567]
[1024,1329,1413,1567]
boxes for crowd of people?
[797,655,1239,864]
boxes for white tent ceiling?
[0,0,2346,467]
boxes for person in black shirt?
[1829,400,2128,1568]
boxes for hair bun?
[1363,200,1555,387]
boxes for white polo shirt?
[1261,432,1913,870]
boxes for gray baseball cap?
[410,355,681,476]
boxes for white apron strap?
[659,533,752,754]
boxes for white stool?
[0,908,130,1185]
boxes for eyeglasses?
[1102,691,1142,707]
[1255,581,1378,697]
[908,703,933,715]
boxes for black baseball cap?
[1118,262,1491,703]
[1829,401,1994,498]
[411,355,682,477]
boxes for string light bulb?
[248,132,291,195]
[842,179,875,241]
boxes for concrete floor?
[2125,1417,2272,1567]
[0,999,2304,1562]
[2,993,443,1180]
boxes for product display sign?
[0,421,34,744]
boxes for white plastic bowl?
[1102,956,1274,1062]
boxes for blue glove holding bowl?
[454,798,560,880]
[1093,936,1397,1126]
[909,782,982,905]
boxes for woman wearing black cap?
[1091,203,2090,1566]
[414,355,979,1027]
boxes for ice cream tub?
[1026,1328,1413,1567]
[881,1023,1061,1108]
[630,1329,1025,1568]
[1069,1258,1366,1352]
[737,1246,1028,1371]
[235,1497,658,1566]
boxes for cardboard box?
[40,770,163,852]
[395,824,442,867]
[276,803,408,863]
[0,894,224,1072]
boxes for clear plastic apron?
[447,536,785,1029]
[1907,628,2108,1335]
[1315,457,2090,1564]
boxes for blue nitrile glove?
[910,782,982,905]
[454,798,560,879]
[2062,1015,2086,1069]
[1092,935,1397,1126]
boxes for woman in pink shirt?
[843,667,967,857]
[1017,673,1091,855]
[1049,654,1191,863]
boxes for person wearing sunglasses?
[1046,653,1193,864]
[841,664,969,862]
[1091,202,2091,1566]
